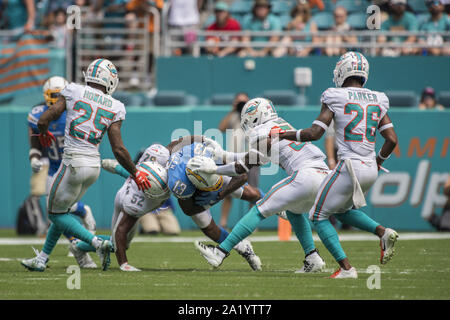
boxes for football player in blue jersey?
[27,76,97,268]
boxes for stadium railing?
[68,6,161,91]
[162,29,450,57]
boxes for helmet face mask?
[43,76,68,106]
[240,98,278,135]
[84,58,119,95]
[333,51,369,88]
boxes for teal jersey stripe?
[257,171,298,207]
[48,165,67,213]
[140,163,168,190]
[92,59,104,78]
[355,52,362,71]
[313,161,344,221]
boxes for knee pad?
[191,210,212,229]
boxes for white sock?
[91,236,102,249]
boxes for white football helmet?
[141,144,170,167]
[83,58,119,95]
[43,76,68,106]
[137,161,170,199]
[333,51,369,87]
[186,156,223,192]
[240,98,278,134]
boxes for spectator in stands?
[273,0,318,57]
[239,0,282,57]
[205,2,241,57]
[49,8,68,49]
[378,0,419,56]
[2,0,36,31]
[324,6,357,56]
[419,87,445,110]
[419,0,450,56]
[168,0,203,55]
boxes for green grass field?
[1,230,449,300]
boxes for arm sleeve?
[114,164,130,178]
[379,93,390,122]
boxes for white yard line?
[0,232,449,245]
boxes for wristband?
[378,150,391,160]
[296,129,303,142]
[312,120,329,131]
[29,148,42,158]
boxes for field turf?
[0,229,449,300]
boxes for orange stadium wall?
[0,106,448,231]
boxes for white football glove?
[189,156,218,174]
[30,158,43,173]
[101,159,119,173]
[203,137,225,161]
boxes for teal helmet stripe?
[140,163,168,190]
[92,59,104,77]
[355,52,363,71]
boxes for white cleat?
[329,267,358,279]
[21,247,47,272]
[194,241,227,268]
[233,239,262,271]
[295,250,326,273]
[120,263,141,272]
[380,228,399,265]
[69,241,97,269]
[82,205,96,234]
[96,239,112,271]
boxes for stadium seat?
[153,90,187,106]
[209,93,236,106]
[271,1,290,16]
[385,91,418,108]
[312,12,334,30]
[229,1,252,15]
[437,91,450,108]
[262,90,298,106]
[409,0,429,13]
[112,91,143,107]
[335,0,366,13]
[347,12,367,30]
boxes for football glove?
[101,159,119,173]
[38,131,56,148]
[133,169,151,191]
[30,157,43,173]
[189,156,218,174]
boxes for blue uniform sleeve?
[27,105,46,133]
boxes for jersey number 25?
[69,101,116,145]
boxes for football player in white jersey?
[275,51,399,278]
[193,98,329,273]
[21,58,152,272]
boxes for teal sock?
[335,209,380,234]
[219,206,265,253]
[77,235,110,252]
[49,213,95,245]
[286,212,315,255]
[313,219,347,262]
[42,223,63,255]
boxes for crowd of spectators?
[1,0,448,57]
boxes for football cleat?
[194,241,227,268]
[82,205,96,234]
[21,247,47,272]
[233,239,262,271]
[329,267,358,279]
[295,250,326,273]
[120,263,141,272]
[380,228,399,264]
[96,239,112,271]
[69,241,97,269]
